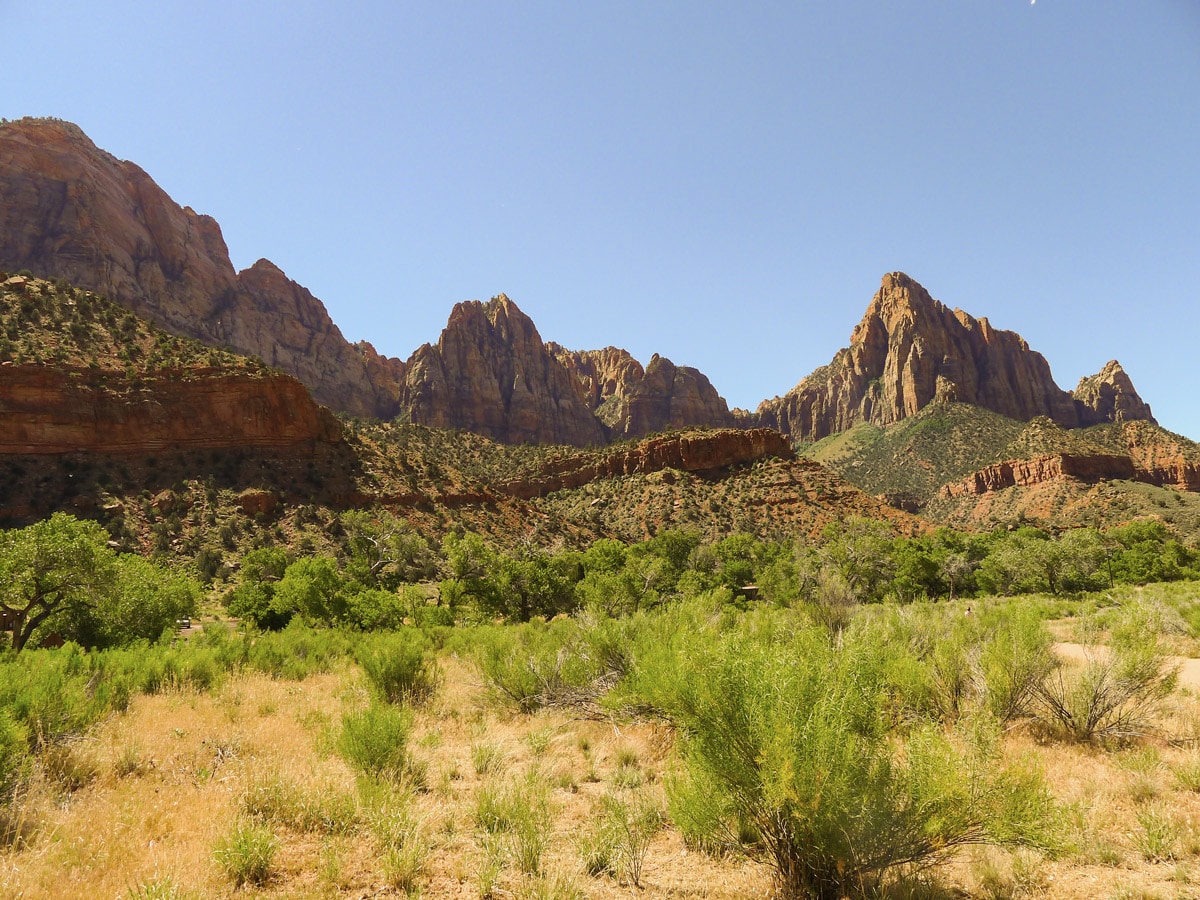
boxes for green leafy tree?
[0,513,118,651]
[274,556,352,625]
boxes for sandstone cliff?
[0,363,342,455]
[551,345,734,440]
[497,428,790,499]
[1074,360,1156,425]
[756,272,1154,442]
[400,295,608,446]
[0,118,395,418]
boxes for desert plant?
[471,740,506,776]
[125,876,185,900]
[355,629,442,705]
[1134,802,1181,861]
[597,790,663,887]
[642,622,1055,900]
[213,819,278,888]
[337,702,413,781]
[1035,607,1178,743]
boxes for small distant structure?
[736,584,760,601]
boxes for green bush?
[0,710,28,803]
[1035,604,1177,743]
[472,620,605,713]
[355,629,442,705]
[213,819,279,888]
[639,620,1055,900]
[338,702,412,781]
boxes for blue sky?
[5,1,1199,437]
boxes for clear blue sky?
[5,1,1199,438]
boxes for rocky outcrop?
[400,295,608,446]
[0,118,396,418]
[497,428,792,499]
[939,453,1137,498]
[1104,421,1200,491]
[756,272,1154,442]
[551,345,734,440]
[938,418,1200,498]
[1074,360,1156,426]
[0,363,341,454]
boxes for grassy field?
[6,586,1200,899]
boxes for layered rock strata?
[497,428,793,499]
[0,364,341,454]
[0,118,394,418]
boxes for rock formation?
[551,345,735,440]
[0,117,395,418]
[1073,360,1156,426]
[497,428,791,499]
[400,295,608,446]
[0,363,342,455]
[398,296,738,445]
[756,272,1155,442]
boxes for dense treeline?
[225,513,1199,630]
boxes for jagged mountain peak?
[1074,359,1156,425]
[757,273,1153,442]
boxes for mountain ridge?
[0,118,1163,449]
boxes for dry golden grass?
[12,649,1200,898]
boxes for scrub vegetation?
[3,512,1200,898]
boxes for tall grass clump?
[213,819,279,888]
[338,701,413,782]
[635,618,1055,900]
[355,629,442,705]
[1035,604,1178,743]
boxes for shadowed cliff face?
[399,297,739,445]
[0,118,397,419]
[0,364,343,454]
[756,272,1155,442]
[550,345,735,440]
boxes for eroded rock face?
[1074,360,1156,426]
[939,454,1137,498]
[400,295,608,446]
[756,273,1153,442]
[497,428,793,499]
[0,364,342,454]
[551,346,735,440]
[0,118,396,418]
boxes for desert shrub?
[978,606,1056,724]
[355,629,442,705]
[590,790,663,887]
[1035,604,1178,743]
[473,775,553,875]
[245,620,353,680]
[338,702,413,782]
[472,619,605,712]
[213,819,278,888]
[640,620,1055,900]
[0,710,28,803]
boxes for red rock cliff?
[0,363,341,454]
[756,273,1154,442]
[498,428,793,499]
[551,345,734,440]
[0,118,396,418]
[400,295,608,446]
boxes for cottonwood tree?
[0,513,118,651]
